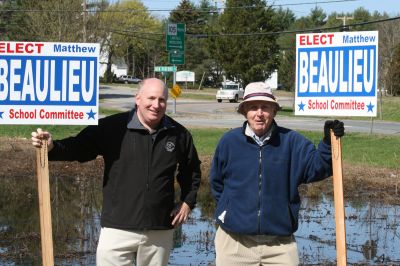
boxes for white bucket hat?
[237,82,280,114]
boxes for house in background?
[99,51,128,79]
[266,70,278,90]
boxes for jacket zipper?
[258,147,262,234]
[147,134,151,191]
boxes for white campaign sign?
[0,41,99,125]
[295,31,378,117]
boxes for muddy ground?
[1,137,400,265]
[1,137,399,204]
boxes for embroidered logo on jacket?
[165,141,175,152]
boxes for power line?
[191,15,400,38]
[103,15,400,39]
[2,2,397,41]
[0,0,359,14]
[2,12,396,41]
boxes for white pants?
[215,227,299,266]
[96,227,174,266]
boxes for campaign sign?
[295,31,378,117]
[0,41,99,125]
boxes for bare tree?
[21,0,84,42]
[378,18,400,96]
[98,0,162,81]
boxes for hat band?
[244,92,276,101]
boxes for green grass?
[278,106,295,116]
[378,96,400,122]
[339,132,400,168]
[2,125,398,169]
[177,93,215,101]
[99,107,121,116]
[0,124,85,139]
[190,128,400,169]
[189,128,228,155]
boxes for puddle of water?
[297,196,400,264]
[0,176,399,265]
[169,208,215,265]
[169,196,400,265]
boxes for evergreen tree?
[212,0,281,86]
[169,0,214,86]
[0,0,28,41]
[274,7,296,91]
[278,7,326,92]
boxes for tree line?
[1,0,399,94]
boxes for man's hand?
[323,120,345,145]
[171,202,191,227]
[31,128,54,151]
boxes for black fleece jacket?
[49,109,201,230]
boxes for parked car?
[216,81,244,103]
[118,75,142,84]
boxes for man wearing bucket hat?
[210,81,344,265]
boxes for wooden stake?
[331,130,347,266]
[36,142,54,266]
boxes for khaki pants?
[96,227,174,266]
[215,227,299,266]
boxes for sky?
[139,0,400,19]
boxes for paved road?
[99,85,400,135]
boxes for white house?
[99,50,128,78]
[265,70,278,90]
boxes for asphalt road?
[99,85,400,135]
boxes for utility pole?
[336,15,353,31]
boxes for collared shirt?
[127,110,164,141]
[244,123,272,146]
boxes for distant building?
[99,50,128,78]
[265,70,278,90]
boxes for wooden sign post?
[36,142,54,266]
[0,41,99,265]
[331,130,347,266]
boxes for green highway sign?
[154,66,177,72]
[168,50,185,65]
[166,23,185,51]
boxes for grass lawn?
[2,124,398,169]
[189,128,400,169]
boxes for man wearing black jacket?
[31,78,202,266]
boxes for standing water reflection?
[0,174,399,265]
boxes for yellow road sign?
[170,84,182,98]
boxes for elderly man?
[210,81,344,265]
[31,78,202,266]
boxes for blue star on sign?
[86,109,97,120]
[298,101,305,111]
[367,102,375,112]
[0,111,3,119]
